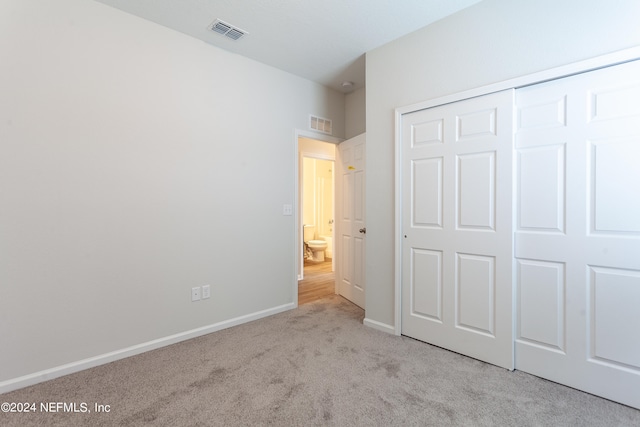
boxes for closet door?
[515,60,640,409]
[401,90,515,370]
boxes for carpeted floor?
[1,295,639,426]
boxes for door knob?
[359,228,366,234]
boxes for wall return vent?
[209,19,247,41]
[309,115,332,135]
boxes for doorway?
[295,131,367,308]
[297,135,339,305]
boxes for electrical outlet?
[202,285,211,299]
[191,286,201,301]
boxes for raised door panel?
[353,234,364,296]
[456,253,495,336]
[589,138,640,233]
[517,145,565,232]
[340,235,351,285]
[589,84,640,121]
[457,152,495,230]
[590,267,640,370]
[517,259,565,352]
[456,108,497,141]
[412,158,443,228]
[410,249,443,322]
[412,119,444,146]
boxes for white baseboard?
[363,317,397,335]
[0,302,295,395]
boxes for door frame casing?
[393,46,640,335]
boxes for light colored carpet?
[1,295,639,426]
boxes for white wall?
[315,159,334,238]
[365,0,640,328]
[345,87,365,139]
[301,157,333,237]
[0,0,344,387]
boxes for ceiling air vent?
[209,19,247,41]
[310,115,332,135]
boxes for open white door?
[401,90,515,370]
[336,133,366,308]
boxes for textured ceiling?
[93,0,482,93]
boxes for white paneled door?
[401,91,515,370]
[515,60,640,409]
[336,134,366,308]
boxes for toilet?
[303,225,328,262]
